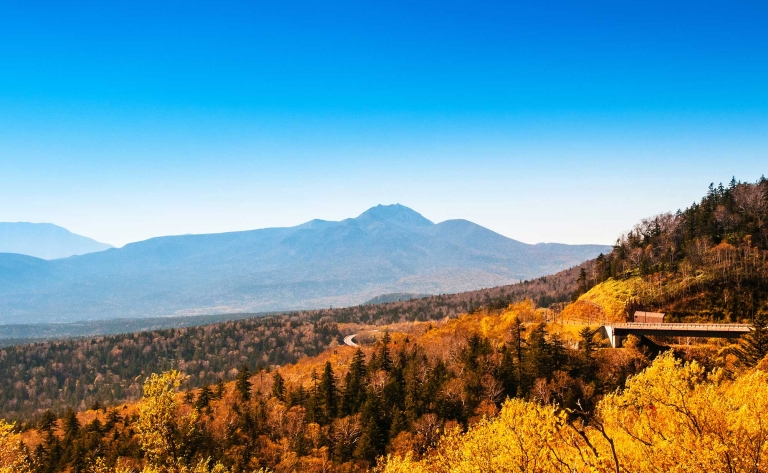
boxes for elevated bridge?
[599,323,752,348]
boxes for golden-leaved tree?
[599,352,768,472]
[0,419,32,473]
[135,371,269,473]
[378,351,768,473]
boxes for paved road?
[343,334,358,347]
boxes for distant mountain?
[0,222,112,260]
[0,205,610,324]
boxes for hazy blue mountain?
[0,205,610,324]
[0,222,112,260]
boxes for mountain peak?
[355,204,434,227]
[0,222,112,260]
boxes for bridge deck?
[609,323,751,333]
[600,323,752,348]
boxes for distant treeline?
[0,312,280,346]
[0,265,583,421]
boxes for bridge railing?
[608,323,751,332]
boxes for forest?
[2,177,768,473]
[0,264,583,421]
[3,299,768,473]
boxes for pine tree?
[307,369,322,424]
[319,361,338,420]
[740,310,768,365]
[341,349,367,415]
[578,326,598,381]
[380,330,393,372]
[510,317,525,365]
[578,267,588,294]
[61,408,80,440]
[354,394,384,462]
[497,345,518,399]
[271,371,286,401]
[195,385,213,409]
[288,384,308,407]
[389,406,408,440]
[235,365,252,402]
[38,410,57,434]
[526,323,551,381]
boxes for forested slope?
[0,264,585,421]
[6,298,767,473]
[3,177,768,473]
[571,177,768,322]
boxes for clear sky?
[1,1,766,247]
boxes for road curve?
[343,334,359,347]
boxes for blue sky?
[1,1,767,246]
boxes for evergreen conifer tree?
[380,330,393,372]
[61,408,80,440]
[741,310,768,366]
[195,385,213,409]
[355,393,384,462]
[271,372,286,401]
[235,365,252,402]
[319,361,338,420]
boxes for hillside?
[3,180,768,473]
[0,263,587,421]
[7,299,764,473]
[0,204,608,324]
[0,222,112,260]
[567,177,768,323]
[6,301,657,473]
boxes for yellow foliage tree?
[136,370,194,471]
[599,352,768,472]
[378,352,768,473]
[135,371,252,473]
[0,419,32,473]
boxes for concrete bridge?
[598,323,752,348]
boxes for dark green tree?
[379,330,393,372]
[354,393,385,462]
[271,371,286,401]
[509,316,527,395]
[578,326,598,381]
[740,310,768,366]
[235,365,252,401]
[341,349,367,415]
[497,344,518,398]
[195,385,213,409]
[39,410,57,434]
[319,361,338,420]
[61,408,80,439]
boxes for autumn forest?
[3,177,768,473]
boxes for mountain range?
[0,205,610,324]
[0,222,112,259]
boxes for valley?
[2,177,768,473]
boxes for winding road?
[343,334,359,347]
